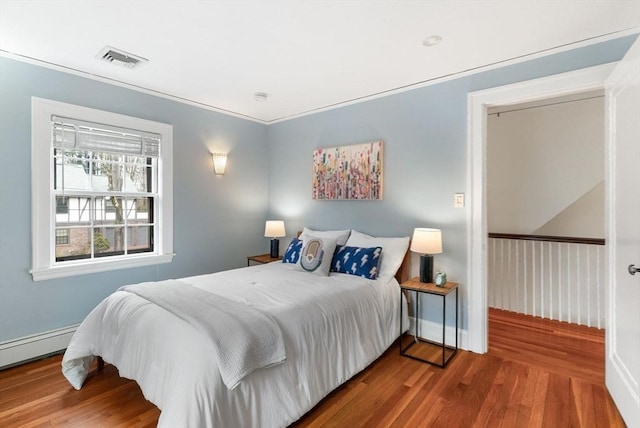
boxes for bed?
[62,229,410,427]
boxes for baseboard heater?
[0,324,78,369]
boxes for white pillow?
[346,230,410,283]
[297,235,338,276]
[300,227,351,246]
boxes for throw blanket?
[120,280,286,389]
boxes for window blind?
[52,116,160,158]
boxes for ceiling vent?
[97,46,148,69]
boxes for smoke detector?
[97,46,148,69]
[254,92,268,102]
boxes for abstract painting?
[312,140,383,200]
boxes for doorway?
[483,90,608,386]
[466,62,616,354]
[485,91,605,328]
[467,36,640,426]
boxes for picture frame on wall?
[312,140,383,200]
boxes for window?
[56,196,69,214]
[55,229,69,245]
[31,98,173,281]
[104,199,116,213]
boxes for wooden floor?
[0,309,623,427]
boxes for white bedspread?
[62,262,408,427]
[120,280,286,389]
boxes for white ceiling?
[1,1,638,123]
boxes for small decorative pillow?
[331,245,382,280]
[346,230,410,283]
[282,238,303,264]
[297,235,337,276]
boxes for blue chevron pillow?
[282,238,303,264]
[330,245,382,280]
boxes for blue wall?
[0,57,269,342]
[266,35,637,329]
[0,34,636,344]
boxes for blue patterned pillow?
[282,238,303,264]
[330,245,382,280]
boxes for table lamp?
[265,220,286,258]
[410,228,442,283]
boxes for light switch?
[454,193,465,208]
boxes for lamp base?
[270,239,280,258]
[419,254,434,283]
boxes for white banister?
[488,237,604,328]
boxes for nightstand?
[399,277,458,367]
[247,253,282,266]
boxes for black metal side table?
[399,277,458,367]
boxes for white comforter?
[62,262,408,427]
[121,279,287,389]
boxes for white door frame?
[466,62,616,353]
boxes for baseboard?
[408,317,469,350]
[606,353,640,428]
[0,324,78,369]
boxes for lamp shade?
[410,228,442,255]
[264,220,286,238]
[212,153,227,175]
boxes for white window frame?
[31,97,174,281]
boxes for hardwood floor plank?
[468,356,508,427]
[573,378,598,427]
[488,308,605,384]
[295,380,369,428]
[0,309,624,427]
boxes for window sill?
[30,253,175,282]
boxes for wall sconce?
[410,228,443,283]
[212,153,227,175]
